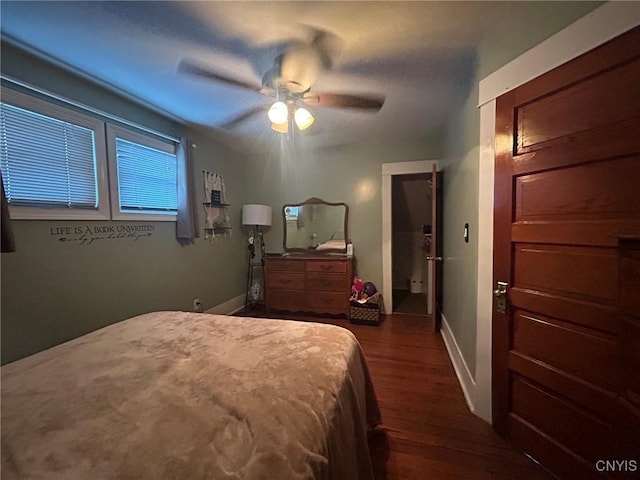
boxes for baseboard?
[205,294,246,315]
[440,314,476,414]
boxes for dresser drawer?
[266,272,305,290]
[306,261,348,274]
[267,289,307,310]
[265,256,351,317]
[307,292,348,314]
[306,273,347,292]
[266,259,305,273]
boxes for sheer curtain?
[175,137,199,242]
[1,172,16,252]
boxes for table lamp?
[242,204,272,261]
[242,204,272,307]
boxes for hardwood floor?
[392,289,428,315]
[236,309,553,480]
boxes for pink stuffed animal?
[350,275,364,301]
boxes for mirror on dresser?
[282,198,348,254]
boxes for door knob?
[426,256,443,262]
[494,281,508,314]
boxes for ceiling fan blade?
[220,104,269,129]
[279,28,343,93]
[178,60,269,94]
[310,29,342,70]
[303,92,385,111]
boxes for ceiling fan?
[178,31,385,134]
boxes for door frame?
[474,2,639,423]
[381,160,440,315]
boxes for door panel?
[512,311,617,389]
[513,244,618,301]
[510,288,617,334]
[516,57,640,153]
[618,239,640,459]
[514,157,640,221]
[508,414,600,480]
[510,375,617,462]
[508,352,620,421]
[512,220,640,247]
[493,26,640,478]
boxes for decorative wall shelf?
[203,171,231,240]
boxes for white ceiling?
[0,1,587,152]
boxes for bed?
[315,232,346,251]
[1,311,381,479]
[315,239,347,251]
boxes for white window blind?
[113,135,177,215]
[0,87,175,221]
[107,124,178,221]
[0,102,98,209]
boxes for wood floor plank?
[237,309,553,479]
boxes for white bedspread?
[1,311,380,480]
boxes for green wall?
[244,135,444,288]
[442,77,481,375]
[1,44,249,364]
[440,1,602,377]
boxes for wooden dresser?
[265,255,353,318]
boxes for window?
[107,125,177,220]
[0,89,109,220]
[285,206,300,219]
[0,88,178,221]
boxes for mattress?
[1,311,381,479]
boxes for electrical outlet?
[193,298,203,313]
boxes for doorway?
[381,160,441,325]
[391,173,431,315]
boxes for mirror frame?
[282,197,349,254]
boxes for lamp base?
[245,227,266,307]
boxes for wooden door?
[428,165,443,332]
[492,27,640,479]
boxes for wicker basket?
[350,293,382,326]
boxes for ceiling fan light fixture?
[294,107,314,131]
[267,101,288,125]
[271,121,288,133]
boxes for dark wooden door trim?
[492,89,516,436]
[430,165,444,332]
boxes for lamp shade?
[294,107,314,131]
[242,204,272,226]
[267,102,288,125]
[271,121,288,133]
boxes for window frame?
[106,124,178,222]
[1,88,110,221]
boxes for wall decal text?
[50,224,155,246]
